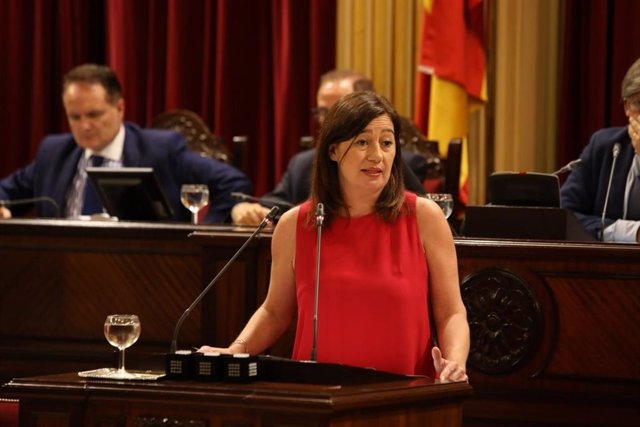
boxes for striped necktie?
[82,155,105,215]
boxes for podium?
[2,370,472,427]
[462,206,595,241]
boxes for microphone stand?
[310,203,324,361]
[552,158,583,176]
[169,206,280,354]
[0,196,60,218]
[600,143,621,241]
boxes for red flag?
[414,0,488,207]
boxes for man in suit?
[560,57,640,242]
[232,69,428,225]
[0,63,251,223]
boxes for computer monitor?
[488,172,560,208]
[86,167,174,221]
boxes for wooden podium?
[3,371,472,427]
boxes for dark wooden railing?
[0,219,638,426]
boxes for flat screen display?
[86,167,174,221]
[488,172,560,208]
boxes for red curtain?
[0,0,335,196]
[0,0,105,176]
[557,0,640,167]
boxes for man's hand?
[629,115,640,153]
[231,202,271,226]
[0,206,12,219]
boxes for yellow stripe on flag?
[427,76,484,206]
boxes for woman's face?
[328,114,396,196]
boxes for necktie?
[82,156,105,215]
[627,175,640,220]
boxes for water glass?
[424,193,454,219]
[104,314,141,379]
[180,184,210,224]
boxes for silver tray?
[78,368,165,381]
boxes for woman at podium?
[199,91,469,382]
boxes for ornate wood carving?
[461,268,542,375]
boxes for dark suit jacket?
[0,122,252,223]
[265,149,427,205]
[560,126,635,238]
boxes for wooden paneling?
[0,219,270,383]
[456,238,640,426]
[1,220,639,426]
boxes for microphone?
[599,143,621,241]
[230,192,294,211]
[0,196,60,218]
[310,202,324,361]
[169,205,280,354]
[552,158,583,175]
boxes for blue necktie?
[82,156,104,215]
[628,175,640,220]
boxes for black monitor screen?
[488,172,560,208]
[86,167,174,221]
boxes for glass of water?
[180,184,210,224]
[424,193,454,219]
[104,314,141,379]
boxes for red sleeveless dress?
[292,192,434,377]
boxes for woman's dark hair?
[309,91,405,227]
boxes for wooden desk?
[0,219,271,382]
[1,220,639,425]
[2,373,471,427]
[455,237,640,426]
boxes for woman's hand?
[197,338,248,355]
[196,345,233,354]
[432,346,468,382]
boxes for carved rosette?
[461,268,542,375]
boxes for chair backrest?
[150,109,232,164]
[443,138,463,207]
[231,135,249,173]
[397,116,443,180]
[300,135,314,150]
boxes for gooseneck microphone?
[230,192,294,211]
[169,206,280,354]
[599,143,621,241]
[310,203,324,362]
[552,158,583,176]
[0,196,61,218]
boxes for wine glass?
[180,184,210,224]
[104,314,141,379]
[424,193,454,219]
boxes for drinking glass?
[180,184,210,224]
[424,193,454,219]
[104,314,141,379]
